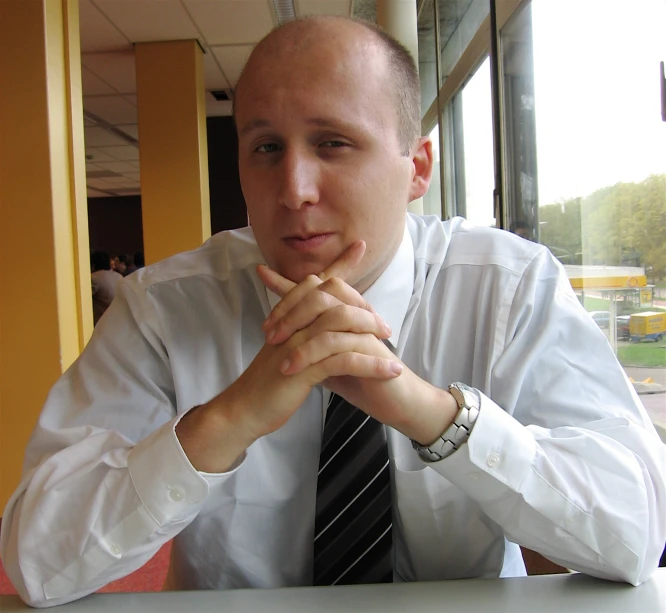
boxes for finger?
[281,331,394,375]
[263,274,323,331]
[265,272,377,341]
[303,352,403,383]
[318,240,366,282]
[317,276,376,314]
[256,264,296,298]
[268,301,391,346]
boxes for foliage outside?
[538,174,666,280]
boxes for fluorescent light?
[273,0,296,24]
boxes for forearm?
[175,389,256,474]
[431,392,666,585]
[1,418,211,607]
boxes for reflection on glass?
[418,0,438,117]
[500,0,666,429]
[438,0,489,86]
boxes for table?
[1,570,665,612]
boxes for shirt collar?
[265,224,415,350]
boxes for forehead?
[236,40,394,130]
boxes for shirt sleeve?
[429,249,666,586]
[0,281,240,608]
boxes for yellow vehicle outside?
[630,312,666,342]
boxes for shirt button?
[168,486,185,502]
[486,453,500,468]
[109,544,121,556]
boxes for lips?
[283,232,334,251]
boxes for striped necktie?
[313,392,393,585]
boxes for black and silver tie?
[313,392,393,585]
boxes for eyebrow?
[238,117,357,139]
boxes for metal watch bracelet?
[411,382,481,463]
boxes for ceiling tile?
[87,188,113,198]
[95,161,139,174]
[113,188,142,195]
[85,148,118,163]
[211,45,254,87]
[125,172,142,182]
[79,0,131,53]
[93,0,201,43]
[203,53,230,90]
[185,1,275,45]
[84,127,129,147]
[102,176,140,187]
[123,94,137,105]
[206,96,233,117]
[95,145,140,161]
[84,117,98,127]
[81,66,117,96]
[82,51,136,94]
[87,177,116,189]
[84,96,138,125]
[115,124,139,140]
[296,0,353,16]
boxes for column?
[377,0,424,216]
[135,41,211,265]
[0,0,93,509]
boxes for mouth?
[283,232,334,251]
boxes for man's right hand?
[175,242,401,474]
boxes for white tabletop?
[1,570,665,612]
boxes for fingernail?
[385,322,393,336]
[266,328,276,342]
[280,359,291,373]
[389,362,403,375]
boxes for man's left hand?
[257,264,458,445]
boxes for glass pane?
[501,0,666,432]
[438,0,489,86]
[418,0,438,117]
[453,57,495,226]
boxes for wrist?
[176,392,257,473]
[396,382,459,445]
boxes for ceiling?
[81,0,373,198]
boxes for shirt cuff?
[127,413,245,526]
[428,391,537,503]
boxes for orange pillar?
[0,0,92,510]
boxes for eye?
[320,140,348,148]
[255,142,281,153]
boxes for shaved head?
[234,16,421,154]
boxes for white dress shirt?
[2,215,665,607]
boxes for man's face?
[235,26,426,292]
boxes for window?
[500,0,666,429]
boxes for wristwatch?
[411,382,481,463]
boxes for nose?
[277,148,320,210]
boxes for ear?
[407,136,434,202]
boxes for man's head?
[115,255,127,274]
[234,16,433,293]
[91,251,111,272]
[510,220,532,240]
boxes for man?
[2,17,665,607]
[90,250,123,325]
